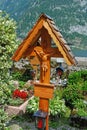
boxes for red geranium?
[20,91,28,99]
[13,89,28,100]
[13,89,20,97]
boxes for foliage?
[11,68,34,82]
[27,91,68,118]
[11,71,27,89]
[0,79,34,106]
[0,107,8,130]
[67,70,87,96]
[23,70,87,118]
[49,115,70,129]
[0,10,18,82]
[0,80,25,105]
[81,81,87,91]
[73,99,87,109]
[11,72,22,80]
[68,70,87,85]
[49,95,68,117]
[0,82,14,105]
[73,99,87,117]
[62,84,83,109]
[8,98,24,106]
[68,71,82,85]
[62,70,87,113]
[77,108,87,117]
[63,84,83,101]
[80,70,87,81]
[26,97,38,114]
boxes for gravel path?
[8,121,86,130]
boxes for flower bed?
[5,96,34,116]
[4,81,34,116]
[9,88,34,106]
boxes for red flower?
[13,89,20,97]
[20,91,28,99]
[13,89,28,100]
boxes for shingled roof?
[12,13,77,65]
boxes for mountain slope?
[0,0,87,52]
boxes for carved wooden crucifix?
[12,14,76,130]
[34,28,62,130]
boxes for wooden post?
[39,59,50,130]
[39,28,51,130]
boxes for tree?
[0,11,18,82]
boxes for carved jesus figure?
[34,49,50,81]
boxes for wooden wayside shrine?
[12,13,77,130]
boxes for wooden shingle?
[12,13,77,65]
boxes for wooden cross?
[12,14,76,130]
[34,28,61,130]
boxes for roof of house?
[12,13,77,65]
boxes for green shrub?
[0,107,8,130]
[73,99,87,117]
[26,97,38,114]
[8,98,24,106]
[68,71,82,85]
[73,99,87,109]
[0,83,11,105]
[11,69,34,82]
[63,84,83,101]
[27,92,68,118]
[49,96,67,117]
[62,84,83,109]
[81,70,87,81]
[0,11,18,81]
[77,108,87,117]
[81,81,87,91]
[68,70,87,85]
[11,72,22,80]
